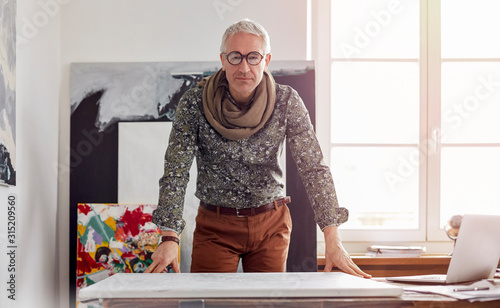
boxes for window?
[438,0,500,235]
[315,0,500,248]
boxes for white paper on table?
[405,279,500,302]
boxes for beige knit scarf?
[200,68,276,140]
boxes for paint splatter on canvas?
[0,0,16,185]
[76,203,162,304]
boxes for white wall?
[58,0,308,306]
[0,1,60,308]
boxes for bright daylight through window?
[325,0,500,244]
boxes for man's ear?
[264,53,272,69]
[220,53,226,71]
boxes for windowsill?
[317,254,452,276]
[317,240,455,256]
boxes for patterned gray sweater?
[152,84,348,234]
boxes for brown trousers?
[190,203,292,273]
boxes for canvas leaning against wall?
[0,0,16,186]
[76,203,162,306]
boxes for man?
[145,19,370,278]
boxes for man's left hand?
[323,225,372,278]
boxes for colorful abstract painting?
[76,203,162,304]
[0,0,16,185]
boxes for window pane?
[442,0,500,58]
[332,0,419,59]
[331,147,419,229]
[441,62,500,143]
[440,147,500,227]
[332,62,419,144]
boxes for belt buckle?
[236,208,244,217]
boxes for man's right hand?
[145,233,180,273]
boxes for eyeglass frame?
[222,51,266,66]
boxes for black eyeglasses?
[223,51,264,66]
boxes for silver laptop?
[387,214,500,284]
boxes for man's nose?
[238,57,251,72]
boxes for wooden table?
[98,294,500,308]
[96,279,500,308]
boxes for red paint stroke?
[120,206,152,237]
[78,204,93,215]
[76,240,104,275]
[121,252,136,259]
[76,278,84,288]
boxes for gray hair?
[220,18,271,54]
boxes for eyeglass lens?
[226,51,263,65]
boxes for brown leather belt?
[200,196,291,217]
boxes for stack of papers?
[366,245,425,258]
[406,280,500,302]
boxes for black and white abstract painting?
[0,0,16,186]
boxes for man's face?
[220,32,271,103]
